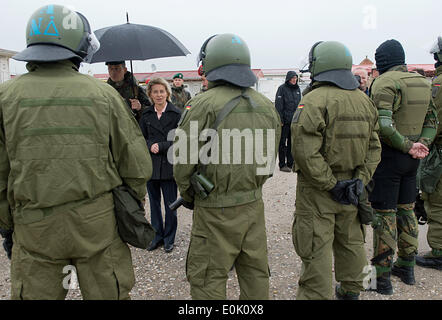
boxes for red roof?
[359,57,374,66]
[407,64,435,72]
[94,69,265,82]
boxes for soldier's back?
[0,61,136,210]
[301,85,378,173]
[183,84,281,208]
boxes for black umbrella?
[89,14,190,109]
[89,17,190,63]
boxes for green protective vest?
[0,61,152,229]
[291,83,381,191]
[371,67,431,141]
[433,66,442,144]
[173,83,281,208]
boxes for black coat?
[275,71,302,124]
[139,102,182,180]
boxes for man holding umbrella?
[88,17,190,118]
[106,61,151,122]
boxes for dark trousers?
[369,143,420,209]
[279,124,294,168]
[146,180,178,246]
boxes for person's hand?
[346,179,364,206]
[329,180,354,205]
[182,200,194,210]
[150,143,159,154]
[130,99,142,111]
[408,142,429,159]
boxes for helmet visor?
[196,35,217,67]
[83,32,100,63]
[308,41,323,72]
[429,36,442,54]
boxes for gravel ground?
[0,169,440,300]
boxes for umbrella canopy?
[89,23,190,63]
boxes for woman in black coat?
[139,78,182,253]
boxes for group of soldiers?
[0,4,441,301]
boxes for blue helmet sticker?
[44,16,59,36]
[40,5,54,14]
[30,17,43,36]
[29,6,60,38]
[232,36,242,44]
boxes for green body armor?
[389,72,431,139]
[371,67,435,152]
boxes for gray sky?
[2,0,441,75]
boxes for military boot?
[392,257,416,285]
[335,284,359,300]
[415,250,442,270]
[367,272,393,295]
[392,265,416,285]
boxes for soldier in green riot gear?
[416,36,442,270]
[368,39,437,294]
[291,41,381,300]
[173,33,281,300]
[0,5,152,299]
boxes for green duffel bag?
[418,144,442,194]
[112,185,155,249]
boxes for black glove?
[329,180,355,205]
[182,200,194,210]
[0,228,13,260]
[414,192,427,225]
[346,179,364,206]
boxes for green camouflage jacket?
[171,85,192,111]
[107,71,151,122]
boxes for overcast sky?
[2,0,441,75]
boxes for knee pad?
[396,204,419,256]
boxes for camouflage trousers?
[422,177,442,253]
[372,204,419,275]
[11,192,135,300]
[186,199,269,300]
[292,181,368,300]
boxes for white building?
[0,49,17,84]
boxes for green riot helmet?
[430,36,442,62]
[197,33,257,87]
[308,41,359,90]
[13,4,100,63]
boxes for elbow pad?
[378,109,407,152]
